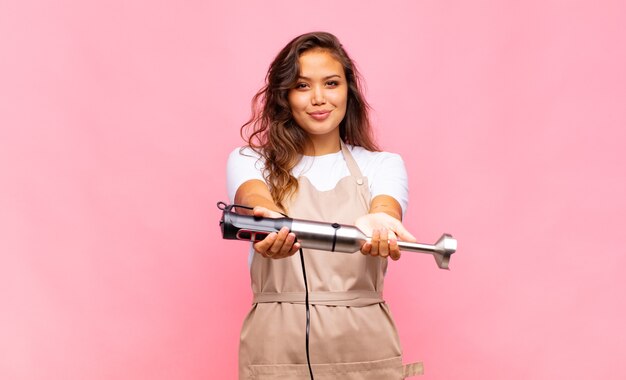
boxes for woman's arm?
[234,179,300,259]
[369,194,403,221]
[234,179,283,215]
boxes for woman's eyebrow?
[298,74,342,80]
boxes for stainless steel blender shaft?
[393,234,457,269]
[291,219,457,269]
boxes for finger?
[287,242,301,257]
[277,232,296,257]
[379,228,389,258]
[253,232,277,257]
[389,235,401,261]
[268,227,290,256]
[391,221,417,242]
[275,240,300,259]
[252,206,268,217]
[360,242,372,255]
[370,228,380,256]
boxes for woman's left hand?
[355,212,417,261]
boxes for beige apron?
[239,143,423,379]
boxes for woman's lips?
[308,110,331,121]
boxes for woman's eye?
[295,83,309,89]
[326,81,339,87]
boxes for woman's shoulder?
[227,146,265,172]
[226,146,267,201]
[229,146,262,159]
[347,144,405,166]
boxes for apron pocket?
[247,356,408,379]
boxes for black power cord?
[297,244,314,379]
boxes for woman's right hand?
[251,206,301,259]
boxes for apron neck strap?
[340,140,365,180]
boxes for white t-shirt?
[226,144,409,215]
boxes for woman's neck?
[303,133,341,156]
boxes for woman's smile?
[308,110,332,121]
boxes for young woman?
[227,32,423,379]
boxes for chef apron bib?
[239,142,423,379]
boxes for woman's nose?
[311,86,326,105]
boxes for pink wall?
[1,1,625,378]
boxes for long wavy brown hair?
[241,31,379,211]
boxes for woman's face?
[288,49,348,146]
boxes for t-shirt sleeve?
[369,152,409,216]
[226,147,266,203]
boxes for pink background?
[1,1,625,379]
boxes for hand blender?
[218,202,457,269]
